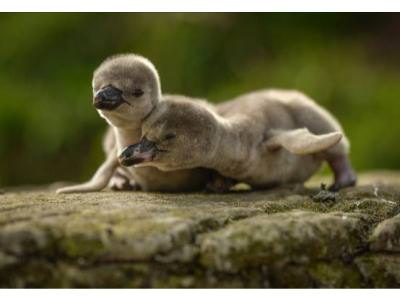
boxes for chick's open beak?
[93,86,129,110]
[118,138,157,167]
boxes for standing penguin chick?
[57,54,212,193]
[119,90,357,191]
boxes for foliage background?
[1,13,399,186]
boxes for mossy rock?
[1,171,400,287]
[369,213,400,252]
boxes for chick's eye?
[132,89,144,97]
[164,133,176,140]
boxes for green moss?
[355,254,400,288]
[58,234,107,260]
[0,252,17,269]
[308,261,363,288]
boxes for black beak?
[118,138,158,167]
[93,86,129,110]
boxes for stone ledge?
[1,171,400,287]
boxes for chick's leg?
[327,154,357,191]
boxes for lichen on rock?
[1,171,400,287]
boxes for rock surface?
[1,171,400,288]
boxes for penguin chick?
[57,54,213,193]
[119,90,356,191]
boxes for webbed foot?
[109,171,141,191]
[206,176,237,193]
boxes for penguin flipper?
[265,128,343,155]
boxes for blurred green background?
[1,13,399,186]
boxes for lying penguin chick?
[216,89,357,190]
[119,90,356,191]
[57,54,213,194]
